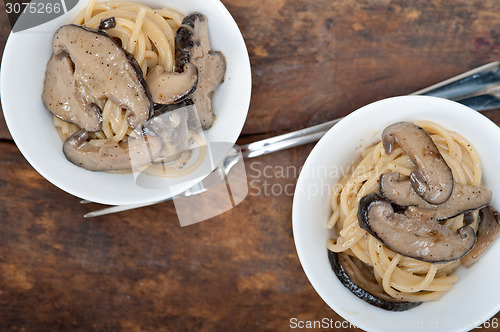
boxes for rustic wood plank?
[226,0,500,135]
[0,0,500,330]
[1,135,499,331]
[2,0,500,139]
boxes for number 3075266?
[5,2,62,14]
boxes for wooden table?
[1,0,499,330]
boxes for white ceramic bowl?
[0,0,251,205]
[292,96,500,332]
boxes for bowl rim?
[292,95,500,332]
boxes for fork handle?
[411,61,500,102]
[241,61,500,159]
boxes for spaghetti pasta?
[51,0,203,176]
[327,121,483,302]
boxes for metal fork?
[83,61,500,218]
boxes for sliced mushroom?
[98,17,116,30]
[63,129,162,171]
[382,122,453,205]
[146,63,198,105]
[404,205,439,223]
[379,171,491,220]
[461,206,500,267]
[42,53,102,132]
[358,193,476,263]
[154,99,201,132]
[47,24,153,130]
[328,250,421,311]
[175,13,226,129]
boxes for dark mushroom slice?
[358,193,476,263]
[153,99,194,115]
[42,53,102,132]
[49,24,153,129]
[175,13,226,129]
[99,17,116,30]
[461,206,500,267]
[328,250,421,311]
[382,122,454,205]
[146,63,198,105]
[63,129,162,171]
[154,99,201,132]
[379,171,491,220]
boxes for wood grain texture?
[0,141,358,331]
[227,0,500,135]
[0,0,500,331]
